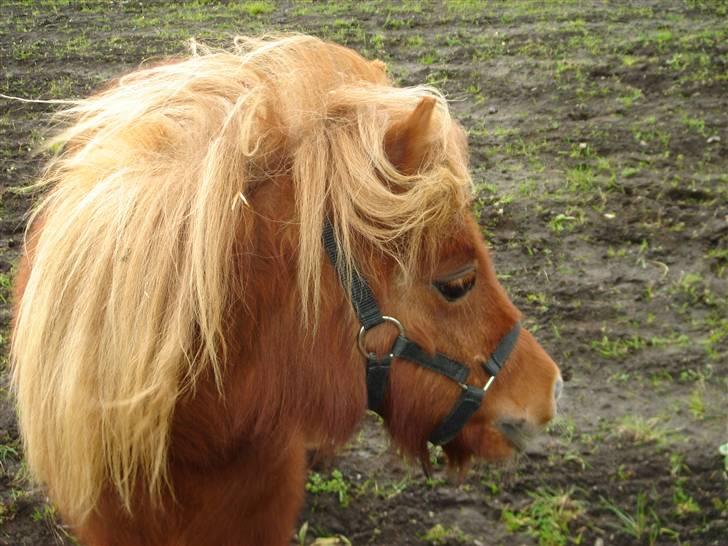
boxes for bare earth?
[0,1,726,545]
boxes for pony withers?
[11,35,562,546]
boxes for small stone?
[579,142,588,149]
[594,538,605,546]
[707,135,720,144]
[604,213,616,219]
[488,105,498,114]
[640,139,648,146]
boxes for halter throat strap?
[322,218,520,446]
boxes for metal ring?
[357,315,405,359]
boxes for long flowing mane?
[11,34,472,520]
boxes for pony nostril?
[554,377,563,401]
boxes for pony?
[11,35,561,546]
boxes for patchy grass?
[306,470,351,508]
[0,272,11,304]
[235,1,276,17]
[601,492,678,545]
[614,416,672,446]
[420,523,468,545]
[502,487,585,546]
[1,1,726,545]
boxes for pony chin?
[443,422,516,470]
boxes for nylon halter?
[323,219,521,446]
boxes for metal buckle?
[459,376,495,393]
[357,315,405,359]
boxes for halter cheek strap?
[322,218,520,446]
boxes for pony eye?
[433,273,476,302]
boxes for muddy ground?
[0,1,726,545]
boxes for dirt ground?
[0,1,726,545]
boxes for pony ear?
[384,96,436,175]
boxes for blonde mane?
[11,34,472,520]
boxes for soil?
[0,1,726,545]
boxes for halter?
[323,219,521,446]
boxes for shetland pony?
[11,35,561,546]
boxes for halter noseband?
[323,219,520,446]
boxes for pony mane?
[11,34,472,520]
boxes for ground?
[0,1,726,545]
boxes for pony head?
[11,35,560,530]
[319,95,561,467]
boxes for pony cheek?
[383,368,445,455]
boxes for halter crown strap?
[322,218,384,330]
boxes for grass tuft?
[502,487,584,546]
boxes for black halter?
[323,219,520,446]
